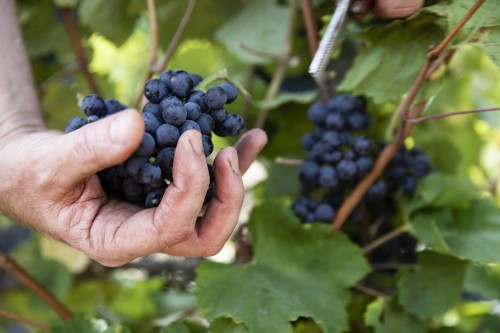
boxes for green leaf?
[255,91,319,110]
[398,252,467,320]
[215,0,291,65]
[161,323,191,333]
[54,0,79,7]
[411,198,500,265]
[338,15,444,103]
[464,263,500,300]
[51,316,131,333]
[364,299,427,333]
[418,173,477,210]
[209,317,249,333]
[195,200,370,333]
[78,0,138,45]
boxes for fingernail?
[228,150,240,176]
[110,113,131,145]
[189,131,204,156]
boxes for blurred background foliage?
[2,0,500,332]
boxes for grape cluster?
[65,69,244,208]
[292,93,435,224]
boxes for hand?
[373,0,424,19]
[0,110,267,267]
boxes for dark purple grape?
[168,72,194,98]
[301,133,316,150]
[155,123,180,148]
[123,177,146,204]
[202,135,214,157]
[116,163,129,178]
[184,102,201,120]
[315,203,335,222]
[187,90,208,111]
[179,120,201,134]
[203,181,216,205]
[205,86,228,109]
[307,102,327,126]
[219,82,238,103]
[142,102,162,119]
[344,150,356,161]
[145,186,166,208]
[161,96,187,126]
[321,131,342,149]
[196,113,215,136]
[138,163,163,186]
[157,147,176,174]
[327,94,358,114]
[142,112,161,135]
[412,154,434,177]
[324,151,343,164]
[125,155,149,178]
[347,112,370,131]
[298,161,320,185]
[81,94,106,117]
[190,73,203,87]
[106,167,123,190]
[403,176,417,197]
[353,136,373,156]
[159,70,174,83]
[213,113,244,137]
[337,160,358,181]
[356,156,373,175]
[366,181,386,203]
[104,98,127,115]
[87,115,100,123]
[144,79,169,103]
[211,107,228,122]
[325,113,345,131]
[65,117,87,133]
[135,132,156,157]
[319,166,340,190]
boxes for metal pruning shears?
[309,0,372,79]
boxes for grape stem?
[362,225,409,255]
[0,252,73,321]
[0,309,51,332]
[300,0,331,102]
[331,0,486,231]
[405,106,500,124]
[58,7,101,96]
[254,0,298,129]
[354,283,391,299]
[133,0,197,109]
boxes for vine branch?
[405,106,500,124]
[331,0,486,231]
[0,309,51,332]
[58,7,101,95]
[0,252,72,321]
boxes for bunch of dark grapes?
[65,69,244,208]
[292,93,435,225]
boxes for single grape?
[213,113,244,137]
[145,186,166,208]
[87,115,100,123]
[159,69,174,83]
[321,131,342,149]
[315,203,335,222]
[202,135,214,157]
[196,113,215,136]
[187,90,208,112]
[353,136,373,156]
[123,177,146,204]
[356,156,373,175]
[365,181,386,203]
[142,102,162,119]
[104,98,127,115]
[205,86,228,109]
[298,160,320,185]
[81,94,106,117]
[327,94,358,114]
[184,102,201,120]
[403,176,417,197]
[161,96,187,126]
[168,71,194,98]
[135,132,156,157]
[203,181,216,205]
[190,73,203,87]
[337,160,358,181]
[142,112,162,135]
[155,123,180,148]
[138,163,163,186]
[125,155,149,178]
[64,117,87,133]
[157,147,176,175]
[144,79,169,103]
[301,133,316,150]
[325,112,345,131]
[319,165,340,190]
[307,102,327,126]
[211,107,228,122]
[219,82,238,103]
[179,120,201,134]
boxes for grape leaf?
[254,90,318,110]
[364,299,427,333]
[424,0,500,66]
[411,198,500,265]
[338,15,444,103]
[54,0,79,7]
[195,200,370,333]
[464,263,500,301]
[397,252,466,320]
[78,0,138,45]
[215,0,291,65]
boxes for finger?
[87,130,210,265]
[166,147,244,257]
[373,0,423,19]
[234,128,268,174]
[55,109,144,186]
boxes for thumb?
[56,109,144,185]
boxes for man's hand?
[0,109,267,267]
[373,0,424,19]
